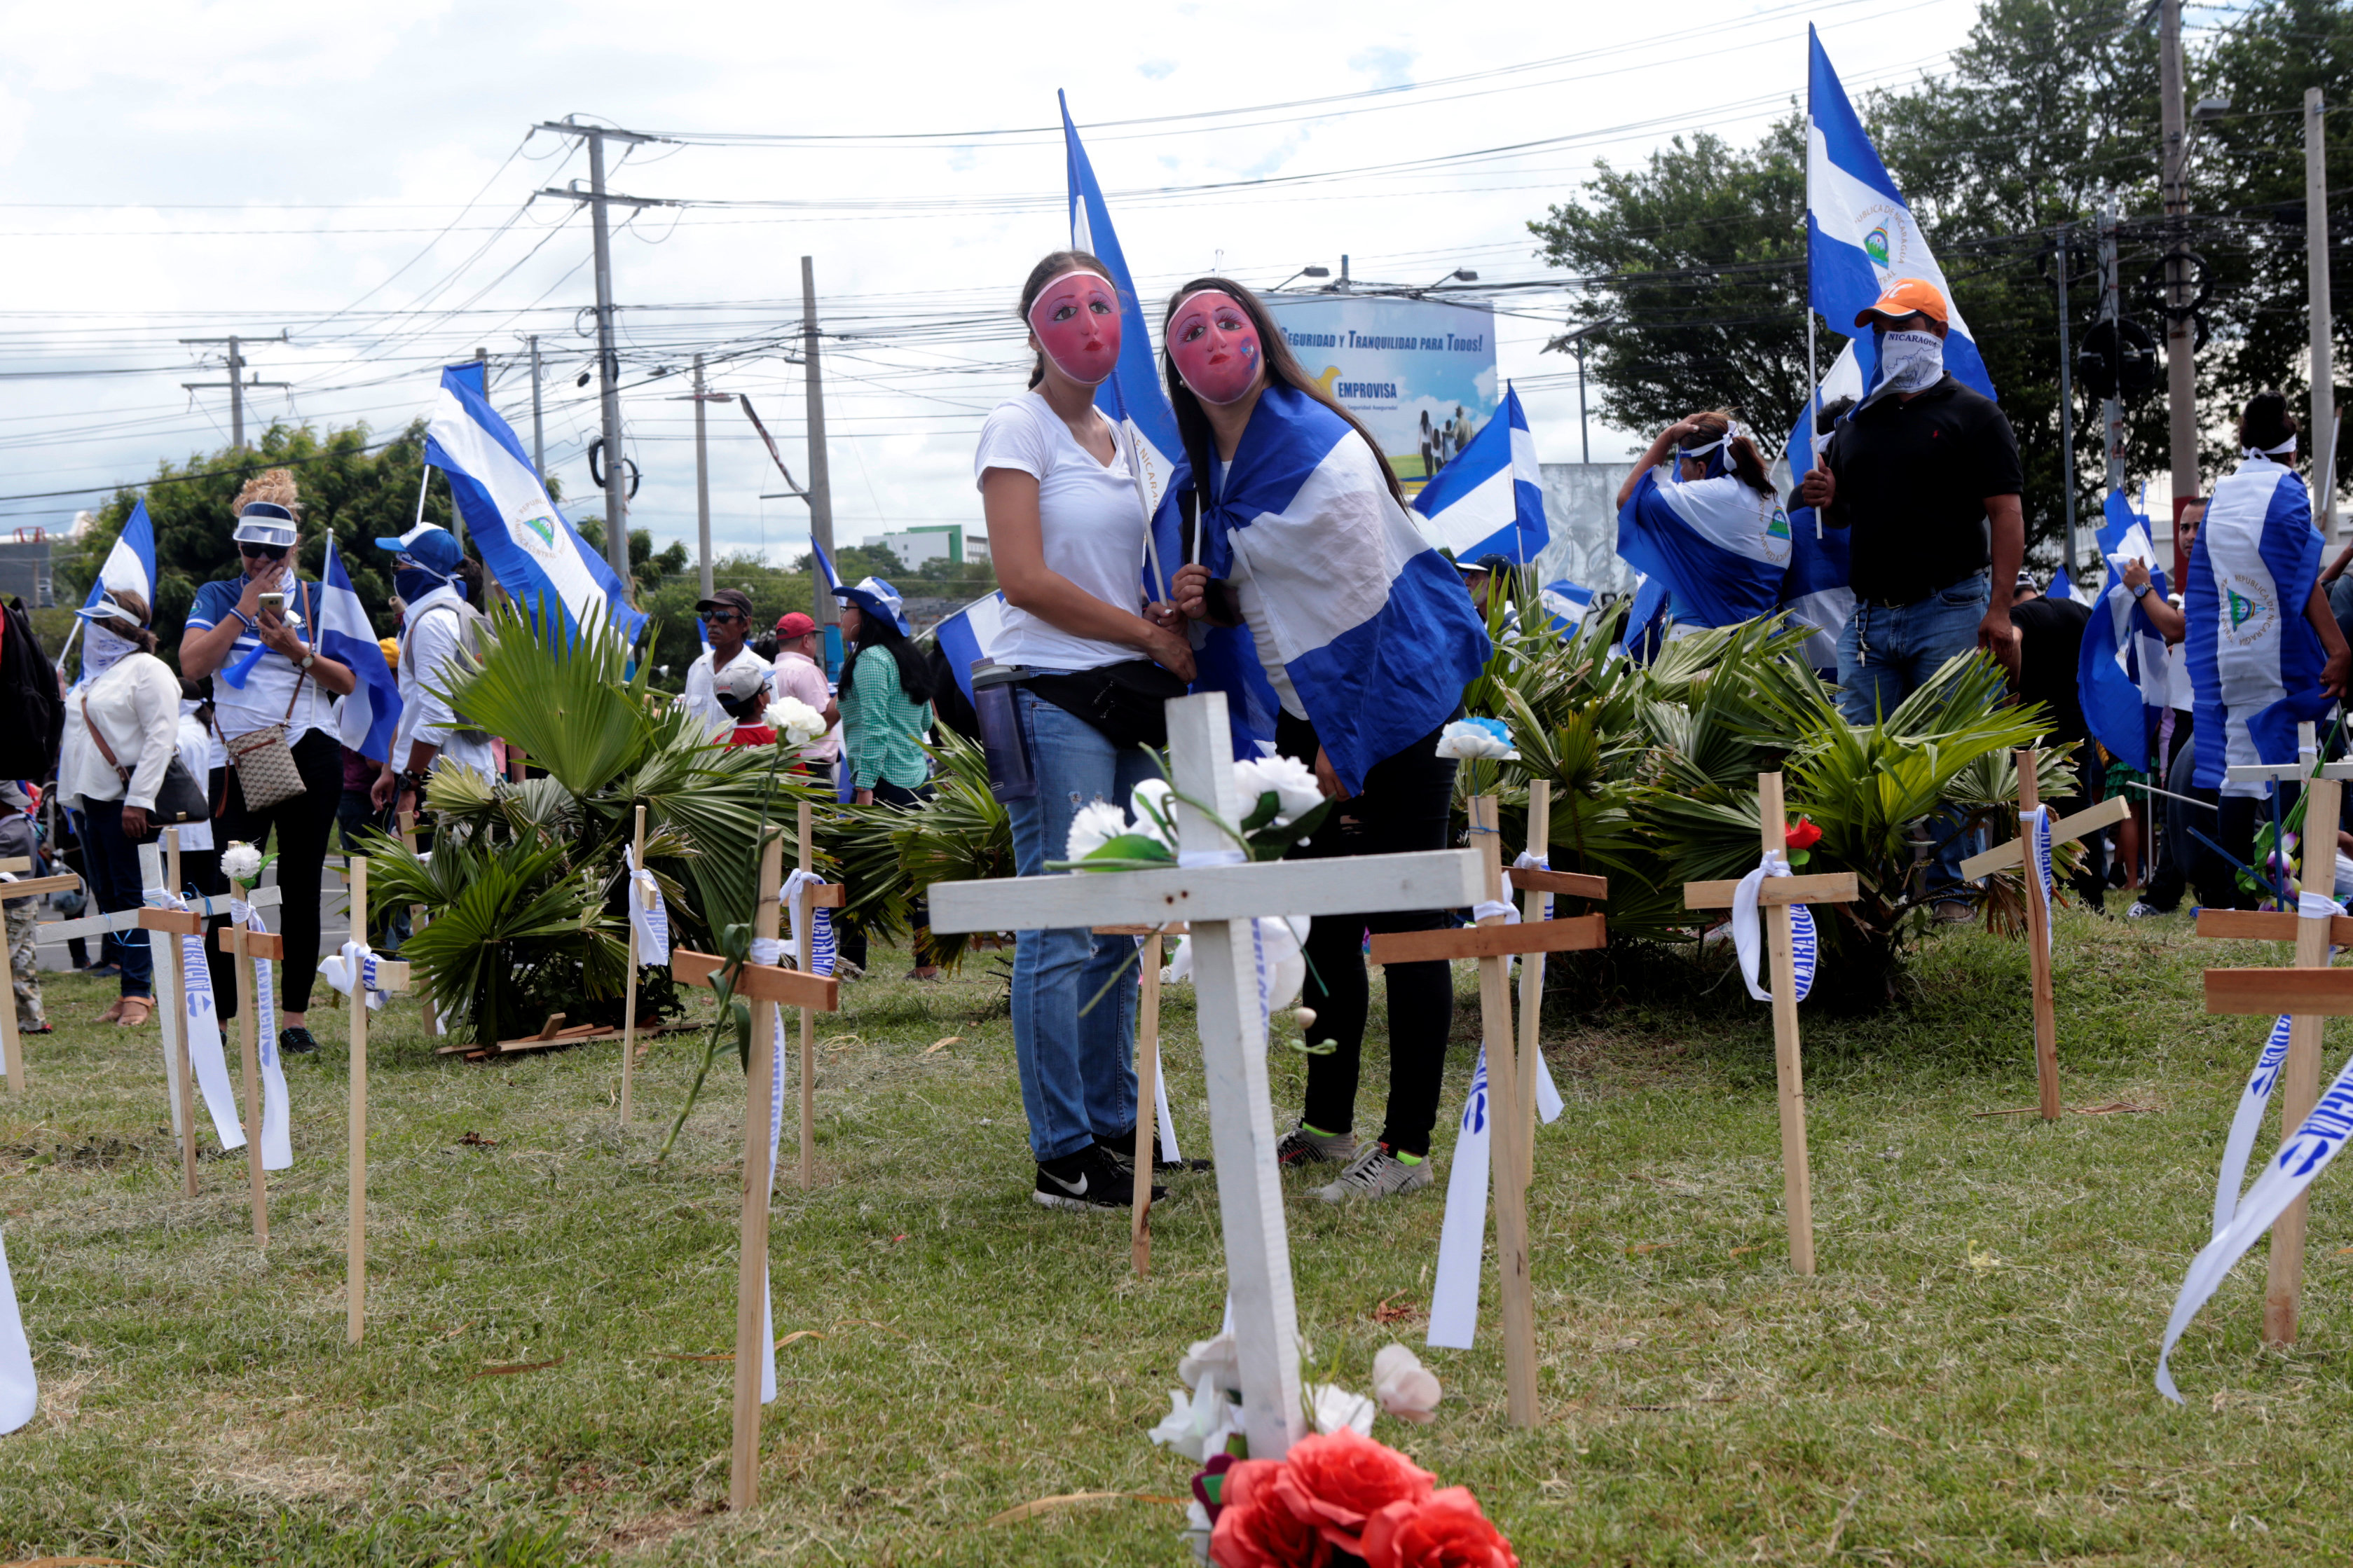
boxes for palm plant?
[889,732,1013,973]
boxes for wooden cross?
[2192,721,2353,1347]
[139,830,207,1198]
[671,829,842,1513]
[0,857,81,1094]
[1365,782,1607,1429]
[341,855,413,1346]
[221,918,284,1245]
[928,692,1483,1462]
[1956,747,2132,1119]
[1682,773,1860,1277]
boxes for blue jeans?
[1835,570,1992,900]
[1006,688,1159,1162]
[83,802,154,999]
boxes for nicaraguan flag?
[1199,385,1489,792]
[1809,28,1995,402]
[425,366,645,642]
[930,589,1010,706]
[72,500,158,687]
[2078,490,2172,773]
[1778,341,1861,671]
[318,537,403,764]
[2188,454,2331,797]
[1614,460,1792,632]
[1411,384,1546,565]
[1539,579,1591,633]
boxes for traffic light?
[2078,317,2160,402]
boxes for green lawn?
[4,908,2353,1565]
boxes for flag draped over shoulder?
[1614,467,1792,632]
[2078,490,2172,773]
[1199,385,1488,792]
[1808,28,1995,403]
[1059,92,1282,756]
[1411,384,1546,564]
[2186,455,2329,797]
[318,537,402,764]
[425,366,645,642]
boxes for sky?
[0,0,1996,583]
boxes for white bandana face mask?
[1871,329,1944,399]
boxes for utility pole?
[802,256,839,633]
[2160,0,2200,514]
[2310,88,2338,540]
[669,355,734,600]
[528,334,546,480]
[2101,202,2127,493]
[2056,225,2080,570]
[179,331,289,451]
[535,118,675,591]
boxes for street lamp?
[1270,264,1332,291]
[1427,268,1479,289]
[1544,321,1610,465]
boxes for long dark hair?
[2240,389,2299,456]
[842,606,937,708]
[1682,411,1774,497]
[1020,250,1116,390]
[1160,277,1405,507]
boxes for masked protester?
[1795,279,2025,920]
[1613,411,1790,640]
[974,251,1198,1215]
[371,523,498,818]
[1162,277,1490,1205]
[178,470,360,1056]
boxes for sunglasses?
[701,610,745,625]
[240,542,291,562]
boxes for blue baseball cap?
[373,522,465,577]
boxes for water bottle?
[970,662,1038,802]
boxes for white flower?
[1233,752,1323,826]
[221,841,263,885]
[1177,1331,1241,1394]
[1128,778,1180,852]
[1434,717,1519,761]
[763,696,828,745]
[1308,1382,1377,1436]
[1372,1342,1442,1424]
[1148,1380,1240,1462]
[1064,800,1132,861]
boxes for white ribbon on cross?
[318,941,390,1011]
[622,846,670,965]
[0,1228,33,1436]
[748,872,835,1406]
[2022,804,2056,956]
[1426,1041,1563,1351]
[2209,891,2340,1240]
[231,898,293,1171]
[1731,855,1817,1005]
[149,888,247,1150]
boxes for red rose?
[1360,1487,1520,1568]
[1211,1459,1331,1567]
[1785,816,1823,851]
[1268,1428,1436,1557]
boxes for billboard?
[1263,296,1500,497]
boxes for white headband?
[1027,268,1114,318]
[2247,435,2298,458]
[1169,288,1242,325]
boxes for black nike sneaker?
[1033,1144,1165,1212]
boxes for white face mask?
[1872,329,1945,399]
[82,622,137,682]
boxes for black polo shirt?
[2006,595,2091,746]
[1816,375,2024,605]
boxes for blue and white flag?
[1614,462,1792,633]
[1809,28,1996,404]
[929,589,1009,706]
[2186,454,2329,798]
[73,499,158,687]
[1539,579,1591,633]
[1198,385,1489,794]
[318,537,403,765]
[1778,341,1862,673]
[425,366,645,642]
[2079,490,2172,773]
[1411,384,1546,565]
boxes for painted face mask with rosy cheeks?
[1026,270,1123,386]
[1167,291,1263,406]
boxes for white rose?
[763,696,828,746]
[1372,1342,1442,1424]
[1128,778,1179,852]
[1308,1382,1377,1436]
[1434,717,1518,761]
[1233,753,1323,826]
[1176,1331,1241,1394]
[221,841,263,884]
[1064,800,1132,861]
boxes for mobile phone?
[258,591,286,612]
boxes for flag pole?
[1805,27,1824,542]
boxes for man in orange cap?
[1797,277,2025,918]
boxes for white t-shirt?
[173,713,215,851]
[973,392,1148,673]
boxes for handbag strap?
[277,579,312,723]
[81,694,131,783]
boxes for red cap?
[1853,277,1948,329]
[774,612,818,638]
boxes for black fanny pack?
[1026,660,1188,751]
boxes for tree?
[794,542,907,582]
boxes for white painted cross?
[927,692,1483,1461]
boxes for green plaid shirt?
[842,647,933,790]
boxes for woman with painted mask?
[179,469,359,1057]
[975,250,1197,1214]
[1162,277,1491,1204]
[1613,411,1790,639]
[2183,391,2352,908]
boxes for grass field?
[4,907,2353,1566]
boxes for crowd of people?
[6,263,2343,1229]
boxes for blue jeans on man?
[1006,687,1158,1164]
[1834,569,1991,902]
